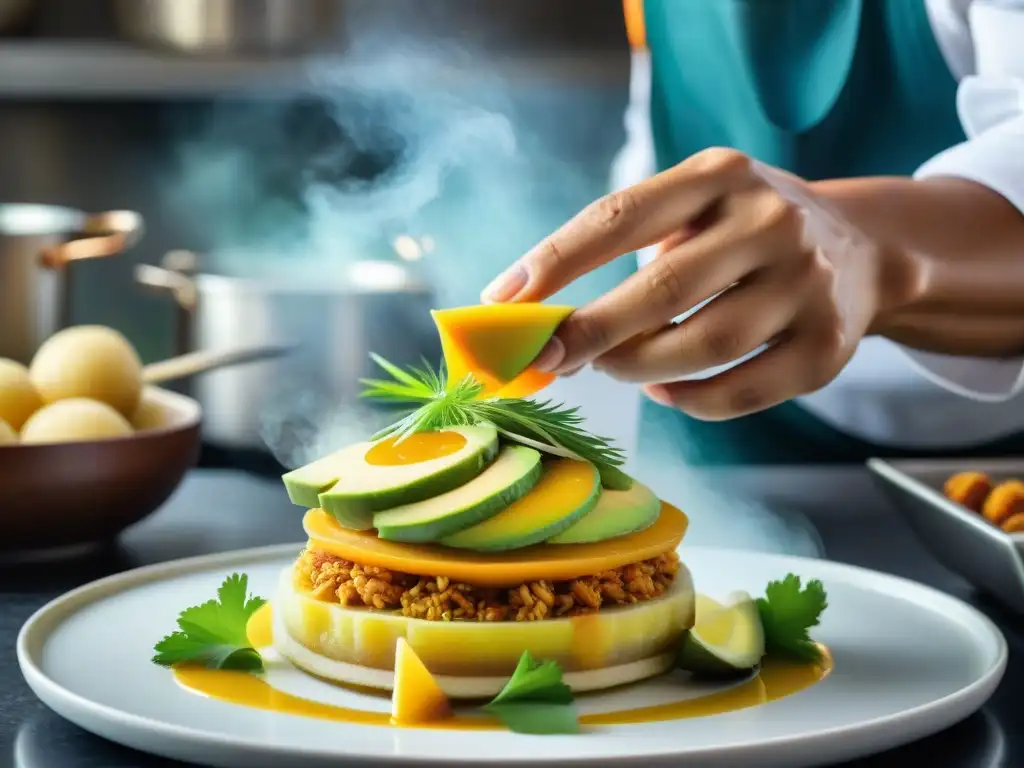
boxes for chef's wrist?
[808,178,928,340]
[859,245,919,340]
[812,175,1024,357]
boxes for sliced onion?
[495,428,582,461]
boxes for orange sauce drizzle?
[173,604,832,730]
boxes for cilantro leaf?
[219,572,266,637]
[483,651,578,734]
[488,650,573,706]
[152,573,266,672]
[756,574,828,662]
[485,702,581,735]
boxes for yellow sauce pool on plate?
[173,604,832,730]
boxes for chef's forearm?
[812,176,1024,357]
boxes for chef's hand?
[481,148,892,420]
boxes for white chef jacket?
[612,0,1024,448]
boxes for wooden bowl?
[0,387,201,554]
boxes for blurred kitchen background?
[0,0,821,555]
[0,0,639,463]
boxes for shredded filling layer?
[296,548,681,622]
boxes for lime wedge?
[676,591,765,677]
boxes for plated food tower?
[275,305,696,698]
[150,303,825,732]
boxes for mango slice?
[431,304,573,398]
[303,502,688,588]
[391,637,452,725]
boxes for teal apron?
[638,0,1024,465]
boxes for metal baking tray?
[868,458,1024,613]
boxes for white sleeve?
[902,0,1024,402]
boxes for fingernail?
[482,265,527,303]
[643,384,673,407]
[533,337,565,372]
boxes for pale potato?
[0,358,42,430]
[131,390,169,432]
[20,398,133,444]
[30,326,143,417]
[0,418,17,445]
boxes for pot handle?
[134,263,197,310]
[135,258,197,357]
[39,210,145,270]
[142,345,293,385]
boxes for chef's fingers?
[592,267,807,383]
[481,148,756,304]
[541,188,804,373]
[641,332,837,421]
[654,223,706,256]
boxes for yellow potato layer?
[278,563,694,676]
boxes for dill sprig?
[360,354,625,468]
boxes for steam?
[160,40,592,299]
[160,36,604,469]
[159,34,821,558]
[654,468,824,558]
[551,370,823,558]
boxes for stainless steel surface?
[868,458,1024,614]
[0,0,32,34]
[112,0,344,55]
[0,205,144,364]
[135,251,440,451]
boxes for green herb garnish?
[361,354,624,471]
[152,573,266,672]
[757,574,828,662]
[482,650,579,734]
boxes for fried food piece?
[981,480,1024,526]
[943,471,992,514]
[1001,513,1024,533]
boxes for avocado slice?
[676,592,765,678]
[282,425,499,530]
[374,446,543,543]
[546,476,660,544]
[440,458,601,552]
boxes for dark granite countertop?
[1,466,1022,767]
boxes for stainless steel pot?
[112,0,344,55]
[135,251,441,453]
[0,205,144,364]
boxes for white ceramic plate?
[17,544,1007,768]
